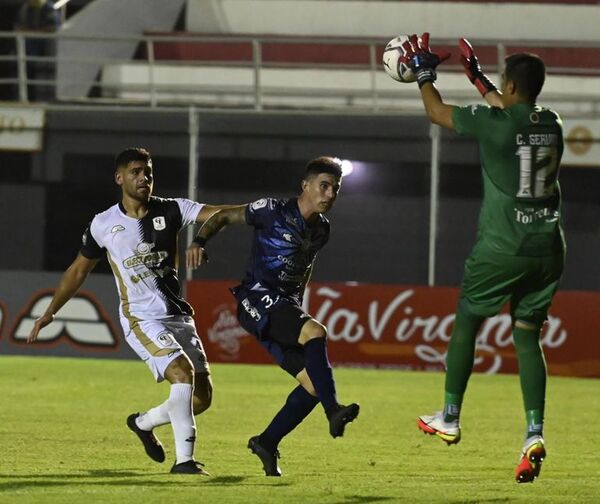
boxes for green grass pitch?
[1,356,599,503]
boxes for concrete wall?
[5,108,600,290]
[186,0,600,41]
[0,184,45,270]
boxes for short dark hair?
[304,156,342,180]
[504,53,546,102]
[115,147,152,171]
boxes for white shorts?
[121,315,210,382]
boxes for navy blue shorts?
[234,290,312,376]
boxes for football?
[382,35,417,83]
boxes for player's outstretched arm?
[406,33,454,129]
[418,82,454,129]
[186,205,248,269]
[195,204,245,225]
[27,253,99,343]
[459,38,503,108]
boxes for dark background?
[0,109,598,290]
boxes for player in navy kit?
[187,156,360,476]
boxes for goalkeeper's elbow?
[426,103,454,130]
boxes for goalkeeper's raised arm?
[459,38,503,108]
[405,32,454,129]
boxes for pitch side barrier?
[1,272,598,378]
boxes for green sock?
[513,324,546,439]
[525,409,544,438]
[443,304,484,422]
[443,392,462,422]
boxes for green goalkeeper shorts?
[459,241,565,325]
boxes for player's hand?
[405,33,451,88]
[27,313,54,343]
[186,243,209,269]
[459,38,497,96]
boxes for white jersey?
[80,197,203,322]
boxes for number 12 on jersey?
[516,145,559,200]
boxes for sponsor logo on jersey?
[152,216,166,230]
[514,207,558,225]
[131,269,156,283]
[278,271,304,282]
[124,251,168,269]
[241,298,261,321]
[136,242,154,254]
[250,198,268,211]
[124,242,168,269]
[11,292,119,348]
[277,254,299,268]
[283,233,293,242]
[111,225,125,233]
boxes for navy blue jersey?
[240,197,330,301]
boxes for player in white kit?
[28,147,233,475]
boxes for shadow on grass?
[447,500,512,504]
[0,469,161,480]
[342,497,397,503]
[0,471,292,492]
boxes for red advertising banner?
[189,280,600,378]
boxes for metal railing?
[1,31,600,115]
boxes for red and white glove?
[404,33,451,88]
[459,38,497,97]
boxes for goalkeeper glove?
[406,33,451,88]
[459,38,497,96]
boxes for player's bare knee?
[298,319,327,345]
[164,355,194,384]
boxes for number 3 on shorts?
[260,294,279,309]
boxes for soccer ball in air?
[382,35,417,83]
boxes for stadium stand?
[2,0,599,113]
[96,0,600,112]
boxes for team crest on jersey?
[153,216,166,230]
[157,332,176,347]
[251,199,268,211]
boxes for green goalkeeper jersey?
[452,102,565,257]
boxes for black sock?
[261,385,319,449]
[303,337,338,413]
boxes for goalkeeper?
[402,33,566,484]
